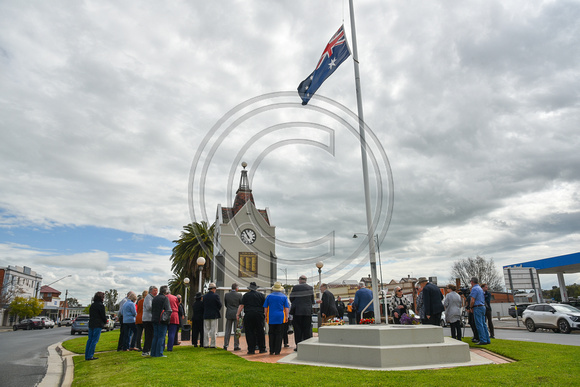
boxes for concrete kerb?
[38,341,75,387]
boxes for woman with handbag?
[150,285,172,357]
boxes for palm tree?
[170,221,215,318]
[168,272,187,299]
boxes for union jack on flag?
[297,25,351,105]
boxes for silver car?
[523,303,580,334]
[70,315,90,335]
[39,317,55,329]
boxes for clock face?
[240,228,257,244]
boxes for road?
[0,326,74,387]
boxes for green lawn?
[62,330,579,386]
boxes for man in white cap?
[202,283,222,348]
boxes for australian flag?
[297,25,351,105]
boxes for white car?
[39,317,55,328]
[523,303,580,334]
[105,315,115,331]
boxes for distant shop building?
[0,265,43,326]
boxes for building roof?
[40,285,61,295]
[504,252,580,274]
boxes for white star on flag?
[328,58,337,69]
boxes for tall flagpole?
[348,0,382,324]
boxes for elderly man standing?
[418,277,444,326]
[318,283,338,324]
[223,283,242,351]
[141,286,157,356]
[203,283,222,348]
[289,275,315,351]
[116,291,131,352]
[353,282,374,322]
[470,277,490,345]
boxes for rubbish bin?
[181,324,191,341]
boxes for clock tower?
[213,162,276,289]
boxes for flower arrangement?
[322,317,344,326]
[359,318,375,324]
[399,313,420,325]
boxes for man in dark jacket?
[236,282,266,354]
[336,296,345,319]
[289,275,315,350]
[203,283,222,348]
[85,291,107,360]
[318,284,338,323]
[482,283,495,339]
[418,277,444,326]
[191,292,204,347]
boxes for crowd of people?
[85,285,186,359]
[413,276,494,345]
[85,275,494,360]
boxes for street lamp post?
[316,261,324,296]
[184,277,190,317]
[46,274,72,287]
[46,275,71,322]
[316,261,324,328]
[196,257,206,293]
[353,234,384,291]
[279,268,288,293]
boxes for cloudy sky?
[1,0,579,305]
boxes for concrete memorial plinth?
[280,325,492,370]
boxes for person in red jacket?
[133,290,147,351]
[166,291,180,351]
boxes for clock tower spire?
[232,162,255,216]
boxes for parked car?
[522,303,580,334]
[58,318,73,327]
[71,314,90,335]
[508,303,532,318]
[13,318,44,330]
[39,317,55,328]
[105,315,115,331]
[440,311,448,327]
